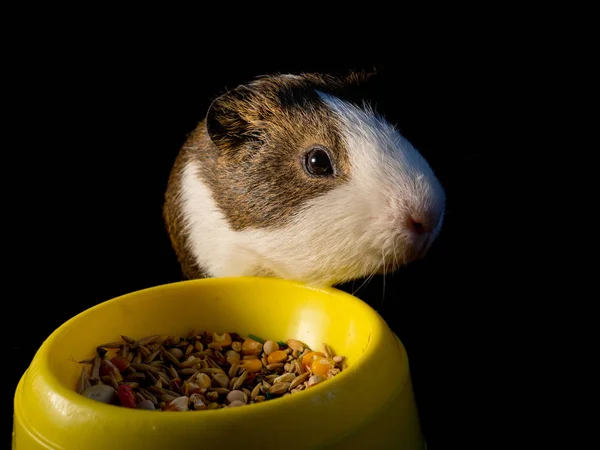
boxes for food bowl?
[13,277,425,449]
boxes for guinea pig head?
[204,73,446,287]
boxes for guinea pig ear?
[338,69,382,101]
[342,69,378,87]
[206,86,262,152]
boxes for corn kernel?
[239,358,263,373]
[242,338,263,355]
[301,351,325,369]
[311,358,334,376]
[212,332,232,347]
[267,350,288,364]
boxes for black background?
[8,36,517,448]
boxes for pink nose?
[406,215,433,235]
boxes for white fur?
[180,93,446,287]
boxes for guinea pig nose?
[406,216,428,235]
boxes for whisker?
[392,236,399,269]
[380,247,388,310]
[353,267,378,297]
[352,272,372,296]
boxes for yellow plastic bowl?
[13,277,425,450]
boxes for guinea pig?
[163,72,446,288]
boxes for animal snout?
[405,214,436,236]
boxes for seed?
[126,372,146,382]
[90,357,101,382]
[139,335,159,346]
[266,363,284,371]
[198,368,225,374]
[231,341,242,352]
[228,400,245,407]
[137,345,152,358]
[177,358,201,369]
[139,388,158,404]
[150,386,180,398]
[213,332,232,347]
[292,349,299,359]
[206,391,219,402]
[167,347,184,360]
[273,373,295,385]
[207,402,220,409]
[82,384,117,404]
[170,377,183,392]
[333,355,344,364]
[137,399,156,410]
[212,372,229,388]
[242,338,263,356]
[210,387,231,395]
[255,395,266,402]
[224,349,240,360]
[307,374,326,387]
[196,372,212,390]
[289,372,310,390]
[269,382,291,395]
[146,371,158,385]
[226,356,240,366]
[103,374,120,391]
[311,358,335,376]
[327,368,341,378]
[232,370,247,390]
[167,365,179,379]
[321,343,333,359]
[76,366,90,394]
[226,389,247,405]
[213,350,226,366]
[163,396,189,411]
[97,340,124,349]
[190,393,206,410]
[130,362,155,372]
[267,350,287,365]
[205,357,224,370]
[239,358,262,373]
[263,340,279,355]
[301,351,326,369]
[228,362,239,378]
[77,358,96,364]
[144,349,161,363]
[286,339,306,352]
[250,384,261,400]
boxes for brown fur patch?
[196,74,358,231]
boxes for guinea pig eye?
[304,147,334,177]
